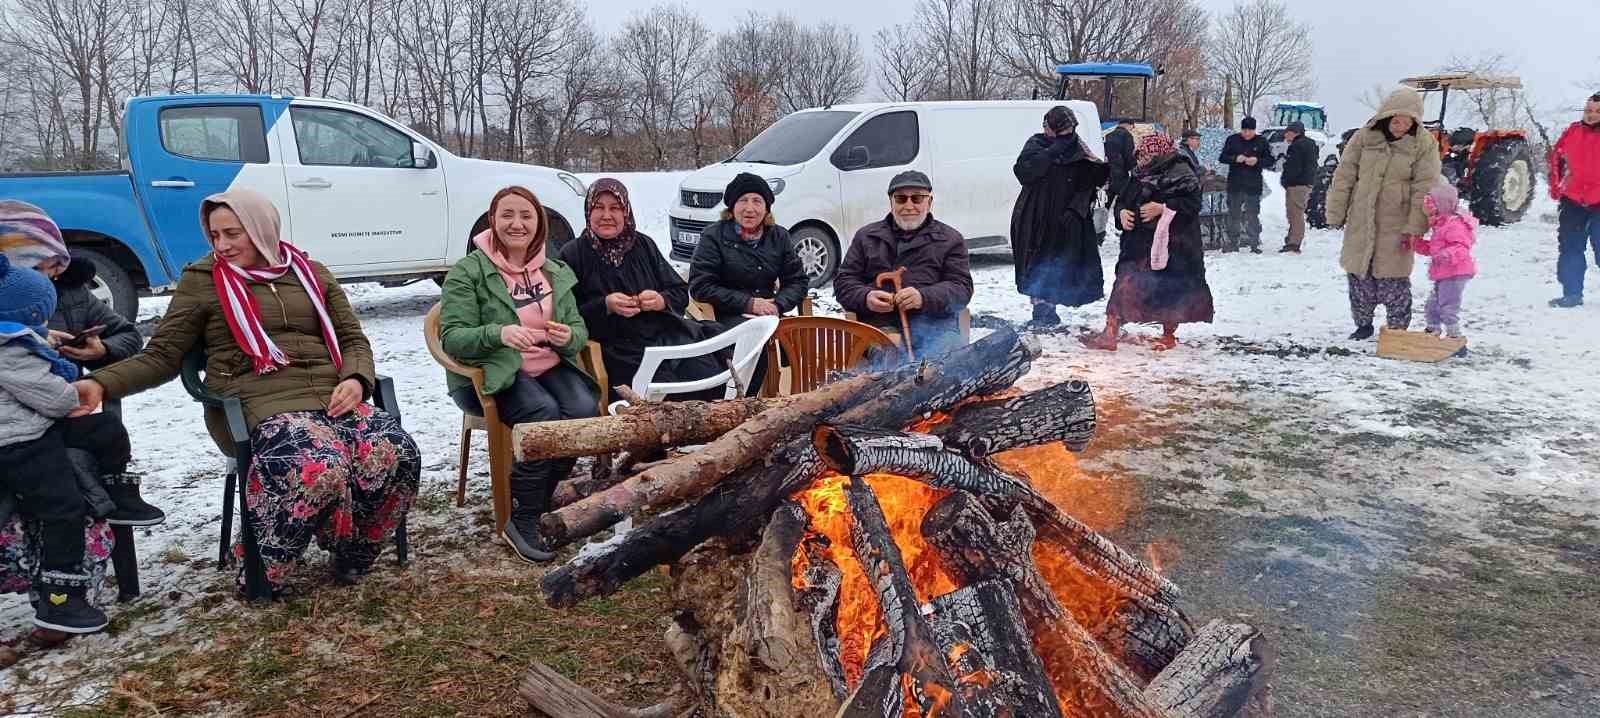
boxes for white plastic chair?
[607,315,780,413]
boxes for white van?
[667,100,1104,286]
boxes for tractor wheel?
[1306,160,1335,229]
[1469,138,1536,226]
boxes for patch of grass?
[1220,489,1263,510]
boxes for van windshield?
[732,110,859,165]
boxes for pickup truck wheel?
[74,247,137,321]
[792,226,839,289]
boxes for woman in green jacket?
[439,186,596,563]
[74,190,419,597]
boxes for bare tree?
[4,0,129,168]
[614,3,710,169]
[873,24,934,102]
[996,0,1206,99]
[210,0,281,93]
[775,21,865,112]
[915,0,1012,100]
[1212,0,1314,120]
[529,22,615,169]
[1356,82,1390,115]
[713,12,787,147]
[490,0,580,161]
[1437,52,1526,129]
[271,0,350,96]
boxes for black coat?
[1280,135,1319,188]
[1009,132,1109,307]
[833,215,972,330]
[688,220,809,322]
[559,234,724,390]
[1105,127,1137,199]
[48,258,143,371]
[1218,133,1277,194]
[1107,153,1214,325]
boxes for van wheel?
[74,247,137,321]
[792,226,838,289]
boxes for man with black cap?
[1178,129,1204,170]
[1279,121,1319,253]
[833,170,973,357]
[1219,116,1276,252]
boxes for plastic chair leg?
[456,420,471,508]
[394,514,409,567]
[110,525,140,603]
[219,471,236,568]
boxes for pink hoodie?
[472,230,558,377]
[1412,184,1478,281]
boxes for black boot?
[503,474,555,564]
[1349,324,1375,340]
[1026,302,1061,329]
[33,572,108,634]
[1549,295,1583,308]
[103,473,166,526]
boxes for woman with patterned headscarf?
[559,178,726,400]
[1081,132,1214,352]
[439,186,596,563]
[1009,105,1110,327]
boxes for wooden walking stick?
[875,266,914,360]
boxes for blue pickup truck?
[0,94,589,318]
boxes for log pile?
[518,328,1273,718]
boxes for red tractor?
[1314,73,1537,227]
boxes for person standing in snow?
[440,186,597,563]
[1325,87,1442,340]
[1547,93,1600,308]
[1105,118,1138,202]
[1009,106,1110,327]
[1279,122,1318,254]
[1080,133,1214,352]
[1178,129,1204,170]
[1412,182,1477,338]
[1218,117,1276,253]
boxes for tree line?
[0,0,1313,173]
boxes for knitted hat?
[1240,117,1257,130]
[0,253,57,332]
[1135,133,1178,169]
[723,172,774,210]
[1045,105,1078,133]
[0,200,69,270]
[1427,181,1460,217]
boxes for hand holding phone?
[65,325,106,348]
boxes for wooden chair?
[422,304,606,535]
[179,350,407,603]
[764,317,898,396]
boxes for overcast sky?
[609,0,1597,132]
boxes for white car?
[667,100,1105,287]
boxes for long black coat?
[1105,127,1137,199]
[560,235,724,392]
[1218,133,1277,193]
[1009,132,1109,307]
[48,258,143,371]
[1107,153,1215,325]
[688,220,809,323]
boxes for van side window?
[830,111,919,171]
[290,107,416,168]
[159,106,269,163]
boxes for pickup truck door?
[280,103,449,273]
[131,102,291,271]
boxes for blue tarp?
[1055,63,1155,78]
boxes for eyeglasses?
[891,194,931,206]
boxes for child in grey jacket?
[0,254,117,634]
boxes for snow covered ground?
[4,169,1598,713]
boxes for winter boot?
[1549,295,1584,308]
[33,572,108,634]
[1348,325,1375,341]
[503,475,556,564]
[1026,303,1061,329]
[103,473,166,526]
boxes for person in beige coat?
[1325,88,1442,339]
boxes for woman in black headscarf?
[559,178,725,399]
[1009,105,1110,327]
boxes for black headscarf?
[581,177,638,267]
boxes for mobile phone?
[65,325,106,348]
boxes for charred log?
[929,378,1096,456]
[926,580,1061,718]
[794,535,849,699]
[1146,620,1272,718]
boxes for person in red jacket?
[1548,93,1600,308]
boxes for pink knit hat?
[1426,182,1460,217]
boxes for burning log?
[513,395,800,462]
[814,424,1192,678]
[926,580,1061,718]
[1145,620,1272,718]
[922,492,1168,718]
[928,378,1097,455]
[795,535,849,699]
[843,475,964,717]
[542,374,882,545]
[517,661,684,718]
[540,329,1040,607]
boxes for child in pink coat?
[1412,182,1478,337]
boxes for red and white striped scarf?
[212,242,343,375]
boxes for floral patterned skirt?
[242,406,419,590]
[0,515,115,606]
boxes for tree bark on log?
[929,378,1097,456]
[926,579,1063,718]
[922,492,1170,718]
[542,374,882,545]
[1145,620,1272,718]
[518,660,684,718]
[540,329,1039,607]
[740,501,811,674]
[514,396,799,462]
[795,535,849,700]
[844,475,965,717]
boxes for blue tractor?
[1053,62,1162,133]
